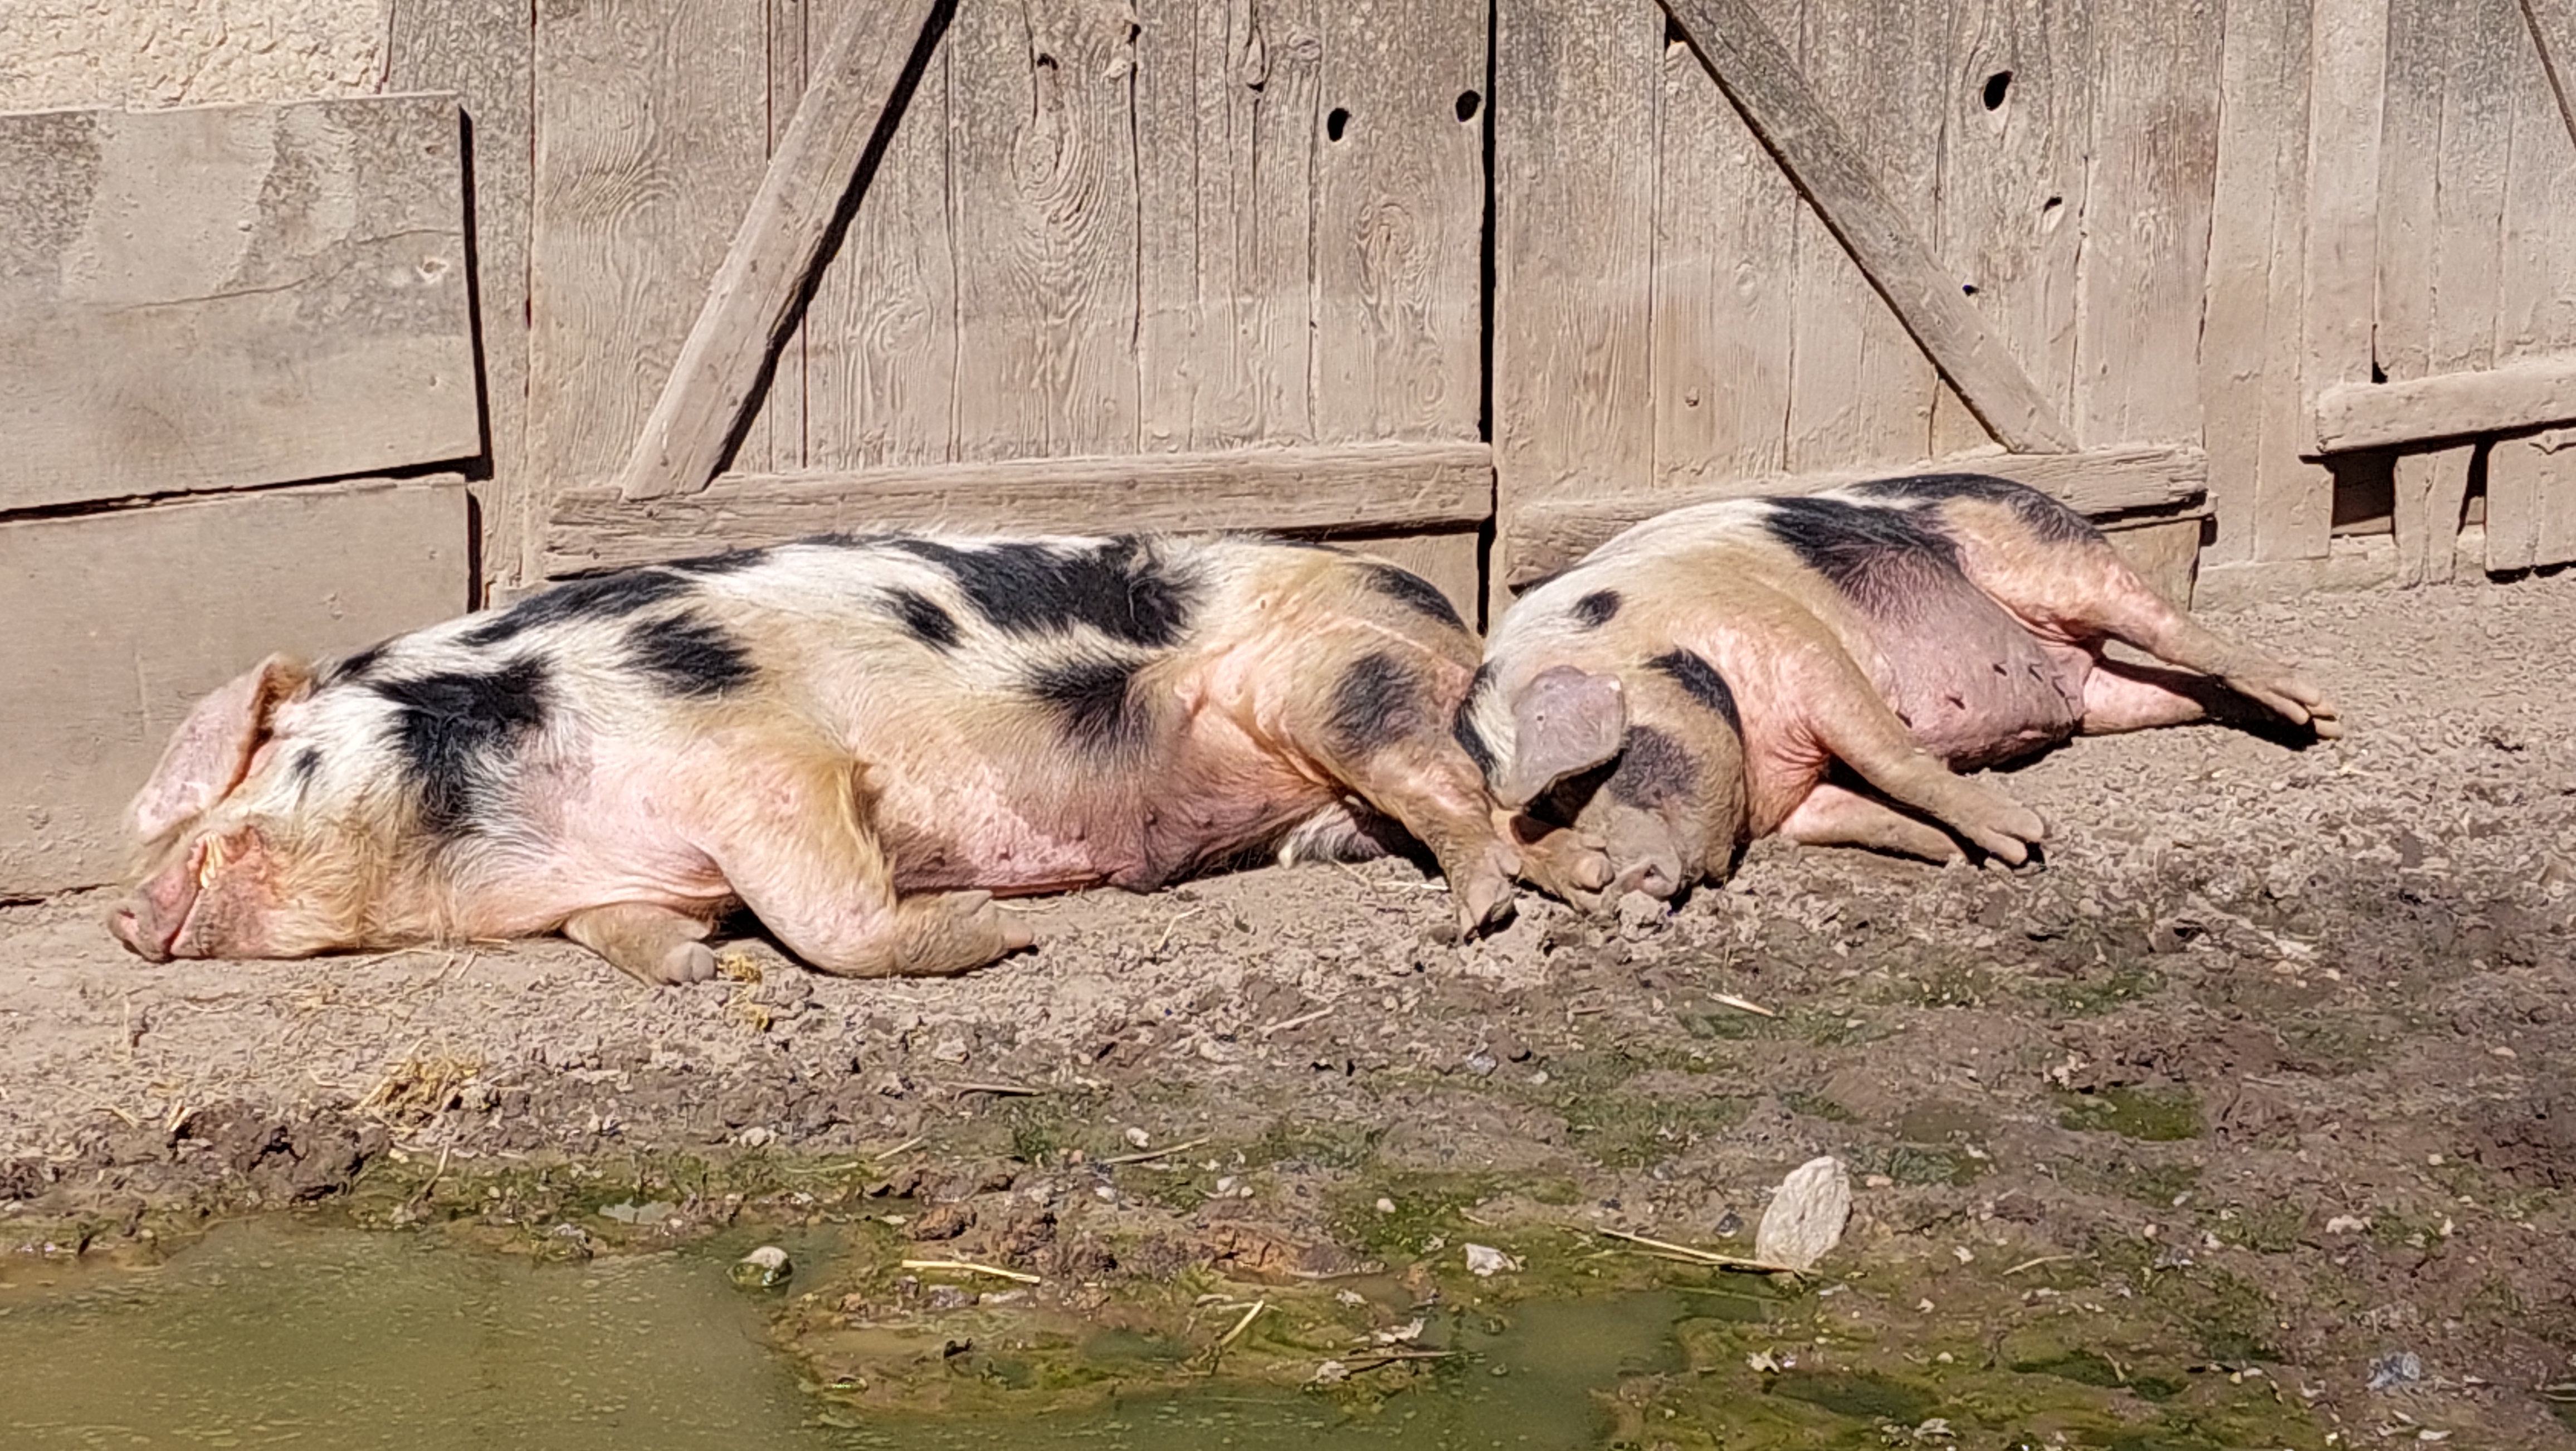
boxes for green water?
[0,1220,1677,1451]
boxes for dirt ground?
[4,572,2574,1444]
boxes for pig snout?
[108,838,208,962]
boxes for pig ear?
[127,653,315,840]
[1491,665,1628,809]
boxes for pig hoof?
[666,942,719,985]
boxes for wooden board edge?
[2311,353,2576,452]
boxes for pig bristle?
[887,536,1200,649]
[1645,649,1742,736]
[1021,651,1157,757]
[1326,651,1435,758]
[1570,589,1622,629]
[882,587,962,651]
[369,656,555,839]
[462,567,697,649]
[1602,724,1700,811]
[624,612,757,699]
[1846,471,2100,546]
[1449,662,1505,778]
[1356,563,1466,633]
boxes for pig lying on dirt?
[111,533,1581,983]
[1460,474,2343,908]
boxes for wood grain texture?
[2501,1,2576,363]
[2390,443,2474,584]
[2200,0,2328,563]
[2373,0,2443,384]
[804,0,957,470]
[1652,13,1798,490]
[615,0,945,500]
[2428,0,2518,380]
[0,480,470,896]
[948,0,1142,460]
[1502,444,2209,587]
[546,442,1495,573]
[1782,0,1945,472]
[1935,0,2091,454]
[2484,429,2576,569]
[1133,0,1323,451]
[391,0,538,595]
[0,98,480,512]
[1660,0,2077,454]
[2313,352,2576,449]
[2528,0,2576,140]
[744,0,811,474]
[2302,0,2390,423]
[528,0,767,487]
[2076,0,2221,447]
[1314,0,1484,443]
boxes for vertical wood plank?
[2499,0,2576,363]
[2427,0,2518,379]
[1782,0,1945,472]
[1652,20,1798,490]
[391,0,537,596]
[2392,442,2475,582]
[2302,0,2391,498]
[2200,0,2328,564]
[1933,0,2091,457]
[2485,431,2576,569]
[2076,0,2223,447]
[1135,0,1321,451]
[1494,0,1660,518]
[744,0,809,473]
[528,0,767,487]
[2373,0,2443,384]
[803,0,956,469]
[1313,0,1486,444]
[947,0,1143,460]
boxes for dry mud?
[4,572,2574,1445]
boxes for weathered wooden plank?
[2390,444,2475,584]
[2372,0,2445,386]
[1781,0,1946,472]
[2501,0,2576,362]
[1502,444,2209,587]
[745,0,812,474]
[0,98,480,512]
[2433,0,2519,380]
[2301,0,2390,469]
[390,0,538,596]
[528,0,767,486]
[2194,533,2403,608]
[2312,352,2576,449]
[1934,0,2091,453]
[1659,0,2078,455]
[2528,0,2576,140]
[546,442,1496,573]
[1313,0,1484,444]
[2485,430,2576,568]
[614,0,946,500]
[0,480,471,896]
[948,0,1143,460]
[2078,0,2221,447]
[1494,0,1660,516]
[804,0,957,470]
[2200,0,2327,564]
[1133,0,1322,451]
[1652,11,1798,490]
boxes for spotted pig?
[111,533,1579,983]
[1458,474,2343,907]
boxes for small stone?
[1864,1174,1894,1189]
[1125,1127,1152,1149]
[1465,1243,1519,1277]
[1463,1050,1498,1077]
[1753,1156,1851,1271]
[1375,1197,1396,1214]
[729,1245,793,1292]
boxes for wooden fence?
[6,0,2575,893]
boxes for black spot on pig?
[1571,590,1622,629]
[661,544,774,576]
[1605,725,1698,811]
[1026,655,1154,755]
[1451,663,1500,776]
[1647,649,1741,736]
[286,747,322,793]
[1762,495,1967,615]
[372,656,553,836]
[462,569,697,648]
[1848,472,2100,546]
[627,612,755,698]
[885,587,961,651]
[325,639,391,685]
[1328,651,1430,757]
[1359,563,1466,632]
[891,537,1197,648]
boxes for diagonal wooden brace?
[1657,0,2080,455]
[616,0,950,502]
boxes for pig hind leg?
[1938,505,2341,738]
[692,737,1035,978]
[564,902,719,986]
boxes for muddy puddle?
[0,1217,1681,1451]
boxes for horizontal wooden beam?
[1659,0,2080,455]
[2311,352,2576,452]
[551,442,1495,574]
[1501,445,2207,588]
[617,0,950,501]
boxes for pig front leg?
[1786,635,2050,865]
[563,903,720,986]
[1777,779,1965,862]
[688,739,1035,978]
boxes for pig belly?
[875,773,1335,897]
[1866,588,2087,771]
